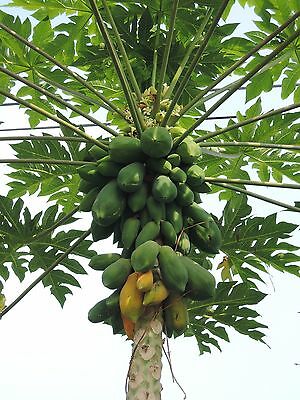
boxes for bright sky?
[0,2,299,400]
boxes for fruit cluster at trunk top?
[78,126,222,339]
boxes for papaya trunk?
[127,308,163,400]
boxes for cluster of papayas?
[82,124,222,339]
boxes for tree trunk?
[126,307,163,400]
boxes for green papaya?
[168,125,186,138]
[113,220,123,247]
[141,126,173,158]
[122,217,141,250]
[169,167,187,183]
[77,164,101,184]
[128,183,148,213]
[92,180,126,226]
[135,221,160,247]
[147,196,166,222]
[88,144,108,161]
[78,179,96,194]
[189,221,222,254]
[181,256,216,300]
[96,155,123,177]
[158,246,188,293]
[105,290,121,311]
[176,136,201,164]
[146,158,172,174]
[139,207,151,227]
[166,202,183,233]
[177,232,191,255]
[91,220,114,241]
[167,153,181,167]
[152,175,177,203]
[131,240,160,272]
[88,299,110,323]
[102,258,132,289]
[186,165,205,189]
[117,162,145,193]
[109,135,144,163]
[193,192,202,203]
[164,294,188,337]
[176,183,194,207]
[161,220,177,247]
[89,253,121,271]
[183,203,213,225]
[79,187,99,212]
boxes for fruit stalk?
[126,308,163,400]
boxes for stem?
[198,141,300,151]
[0,22,125,118]
[1,159,95,166]
[88,0,144,134]
[153,0,180,115]
[205,177,300,189]
[0,88,108,150]
[179,11,300,117]
[151,1,163,87]
[0,66,118,137]
[0,136,89,143]
[161,0,230,126]
[195,102,300,142]
[32,206,80,241]
[164,8,213,99]
[0,229,91,319]
[211,182,300,212]
[174,28,300,146]
[101,0,142,100]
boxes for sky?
[0,2,300,400]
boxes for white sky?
[0,2,299,399]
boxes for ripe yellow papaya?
[136,270,154,292]
[121,314,135,340]
[119,272,144,323]
[142,280,169,306]
[164,293,188,338]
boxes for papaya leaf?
[188,281,267,354]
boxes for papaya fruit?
[91,220,114,242]
[176,136,201,164]
[88,144,108,161]
[109,135,144,163]
[89,252,121,271]
[77,164,101,184]
[102,258,132,289]
[110,312,125,335]
[117,162,145,193]
[131,240,160,273]
[166,202,183,233]
[186,165,205,189]
[164,294,188,337]
[105,290,121,311]
[176,183,194,207]
[181,256,216,300]
[135,221,160,247]
[79,187,99,212]
[92,180,126,226]
[183,203,213,225]
[147,196,166,222]
[161,220,177,247]
[122,217,141,250]
[96,155,123,177]
[128,183,148,212]
[121,314,135,340]
[78,179,96,194]
[152,176,177,203]
[167,153,181,167]
[169,125,186,138]
[141,126,173,158]
[193,192,202,203]
[146,158,172,175]
[189,221,222,254]
[177,232,191,255]
[169,167,187,183]
[88,299,110,323]
[136,270,154,292]
[139,207,151,227]
[119,272,144,323]
[158,246,188,293]
[143,280,169,306]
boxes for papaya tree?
[0,1,299,399]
